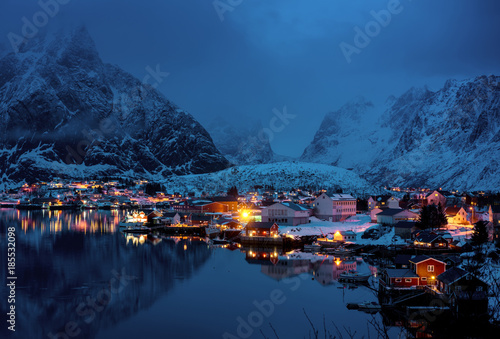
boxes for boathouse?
[245,221,279,237]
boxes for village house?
[379,269,420,288]
[425,190,446,207]
[172,200,229,213]
[162,211,181,225]
[394,221,418,240]
[261,202,309,226]
[413,232,449,249]
[147,210,162,224]
[376,209,419,225]
[489,205,500,226]
[409,255,446,286]
[209,196,239,211]
[437,267,489,315]
[394,254,413,269]
[339,230,356,241]
[313,193,356,222]
[367,195,400,211]
[370,207,384,222]
[245,221,279,237]
[445,206,469,225]
[189,214,213,226]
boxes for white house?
[368,196,400,211]
[340,230,356,241]
[313,193,356,222]
[376,209,419,225]
[262,202,310,226]
[445,207,469,225]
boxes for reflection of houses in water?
[244,249,365,286]
[0,213,213,339]
[260,257,311,281]
[244,248,281,265]
[125,234,162,246]
[312,258,357,285]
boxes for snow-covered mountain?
[163,161,381,196]
[206,117,275,165]
[301,75,500,191]
[0,26,229,185]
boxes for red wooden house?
[409,255,446,285]
[245,222,279,237]
[379,269,420,288]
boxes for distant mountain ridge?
[0,26,230,185]
[301,75,500,191]
[206,117,295,165]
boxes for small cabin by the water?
[245,221,279,237]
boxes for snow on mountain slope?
[0,26,229,186]
[206,117,275,165]
[301,96,391,169]
[163,161,381,196]
[301,75,500,191]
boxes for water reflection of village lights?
[184,244,187,250]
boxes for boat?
[205,226,221,238]
[304,242,322,251]
[119,212,147,227]
[316,237,342,248]
[212,238,230,245]
[330,247,354,256]
[221,228,242,240]
[338,271,371,282]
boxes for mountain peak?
[0,27,229,183]
[301,75,500,191]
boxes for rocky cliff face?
[0,26,230,185]
[301,75,500,191]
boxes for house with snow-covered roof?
[261,202,310,226]
[376,208,418,225]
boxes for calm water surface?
[1,209,398,339]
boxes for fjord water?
[1,210,389,339]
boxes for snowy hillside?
[0,26,229,186]
[162,161,381,196]
[301,76,500,191]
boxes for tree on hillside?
[227,186,239,197]
[144,183,165,196]
[471,220,489,249]
[416,204,448,230]
[437,202,448,227]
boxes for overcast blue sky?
[1,0,500,157]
